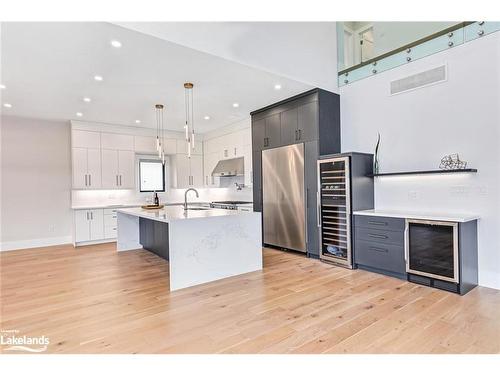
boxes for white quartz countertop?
[353,209,479,223]
[72,202,210,210]
[116,205,251,223]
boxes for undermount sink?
[185,207,210,211]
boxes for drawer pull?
[368,221,388,226]
[369,246,389,253]
[368,233,388,239]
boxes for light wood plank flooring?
[1,243,499,354]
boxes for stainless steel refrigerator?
[262,143,306,253]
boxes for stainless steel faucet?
[184,188,199,210]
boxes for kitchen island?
[116,206,262,291]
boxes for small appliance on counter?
[210,201,253,210]
[317,152,374,268]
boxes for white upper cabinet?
[170,153,204,189]
[72,130,101,149]
[101,133,134,150]
[101,149,135,189]
[176,139,203,155]
[118,150,135,189]
[202,126,252,187]
[134,136,177,155]
[72,147,102,189]
[134,135,157,154]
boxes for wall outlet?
[476,185,488,196]
[408,191,420,201]
[450,185,469,197]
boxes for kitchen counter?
[116,206,243,223]
[353,209,479,223]
[71,202,210,210]
[116,206,262,291]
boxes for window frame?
[138,159,166,193]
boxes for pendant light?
[155,104,166,165]
[184,82,195,158]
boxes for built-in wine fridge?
[317,153,374,268]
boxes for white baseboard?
[0,236,72,251]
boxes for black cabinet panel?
[139,218,169,261]
[252,118,266,151]
[355,239,405,275]
[252,150,262,212]
[297,101,318,143]
[264,113,281,149]
[304,141,319,256]
[354,215,405,232]
[355,227,404,246]
[280,107,298,145]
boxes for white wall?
[0,116,72,250]
[115,22,338,92]
[340,32,500,290]
[372,22,457,56]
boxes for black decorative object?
[439,153,467,170]
[373,133,380,174]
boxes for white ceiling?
[116,22,339,92]
[0,22,312,133]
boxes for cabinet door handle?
[119,175,122,186]
[369,246,388,253]
[206,176,208,185]
[116,175,119,186]
[234,147,237,155]
[84,174,88,186]
[298,129,302,140]
[368,233,388,239]
[89,174,91,186]
[368,220,388,226]
[86,211,89,220]
[295,130,298,141]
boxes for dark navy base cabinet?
[353,214,478,295]
[353,215,406,279]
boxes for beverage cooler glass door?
[405,219,459,283]
[317,156,351,267]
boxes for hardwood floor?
[1,243,499,354]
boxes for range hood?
[212,157,244,177]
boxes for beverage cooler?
[317,153,374,268]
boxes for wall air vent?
[390,65,447,95]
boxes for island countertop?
[353,209,479,223]
[116,205,248,223]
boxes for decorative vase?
[373,133,380,175]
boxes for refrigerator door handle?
[316,191,321,227]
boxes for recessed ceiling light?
[135,120,141,124]
[76,112,83,117]
[3,103,12,108]
[232,103,239,108]
[274,84,282,90]
[83,97,91,103]
[0,84,5,89]
[94,75,103,81]
[204,116,210,120]
[110,40,122,48]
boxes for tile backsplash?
[71,186,253,208]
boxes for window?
[139,159,165,192]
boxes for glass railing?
[337,21,500,87]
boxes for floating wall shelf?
[368,169,478,177]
